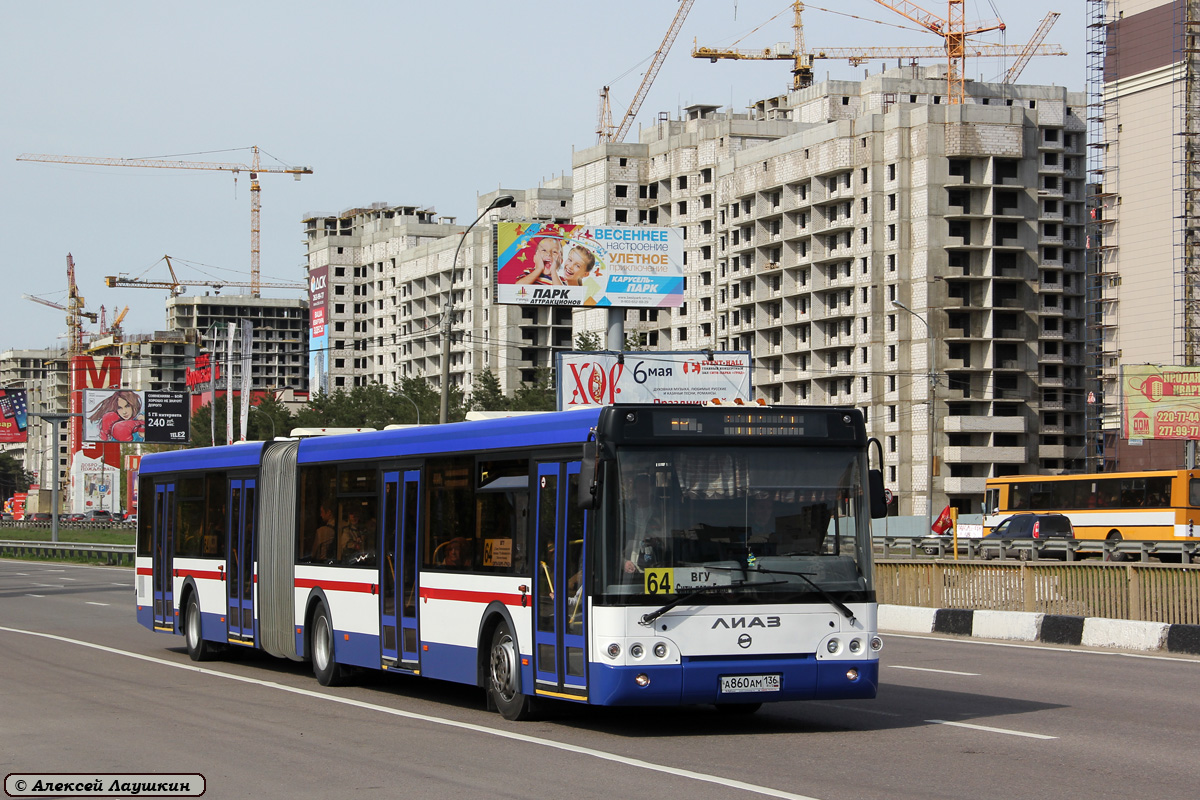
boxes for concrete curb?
[879,604,1200,656]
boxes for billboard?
[308,265,330,395]
[1122,365,1200,440]
[83,389,190,444]
[494,222,684,308]
[556,351,752,409]
[0,388,29,443]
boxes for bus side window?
[1191,478,1200,507]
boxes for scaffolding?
[1085,0,1121,472]
[1176,1,1200,367]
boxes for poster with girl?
[83,389,146,443]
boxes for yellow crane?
[23,254,99,358]
[104,255,306,296]
[598,0,697,143]
[16,147,312,297]
[694,3,1063,99]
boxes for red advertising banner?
[0,388,29,443]
[1123,365,1200,440]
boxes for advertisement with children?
[493,222,684,308]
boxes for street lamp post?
[395,392,420,426]
[31,412,77,544]
[892,300,937,534]
[250,404,276,440]
[441,194,516,423]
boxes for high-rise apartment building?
[572,65,1088,516]
[303,183,574,399]
[1087,0,1198,469]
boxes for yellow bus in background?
[984,470,1200,549]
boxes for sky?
[1,1,1086,352]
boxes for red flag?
[931,505,953,535]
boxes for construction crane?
[693,1,816,90]
[871,1,1005,104]
[24,254,99,357]
[598,0,696,143]
[1003,12,1059,84]
[16,147,312,297]
[104,254,306,296]
[694,3,1063,99]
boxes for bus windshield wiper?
[638,579,788,627]
[703,564,857,625]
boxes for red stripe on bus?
[136,567,152,576]
[295,577,376,594]
[419,586,525,606]
[174,568,224,581]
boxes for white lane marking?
[808,701,901,718]
[25,594,44,598]
[113,583,130,587]
[61,577,76,581]
[85,602,109,607]
[889,665,979,676]
[927,719,1057,740]
[884,632,1200,665]
[32,583,61,588]
[0,625,823,800]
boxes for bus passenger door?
[532,461,588,699]
[226,478,256,643]
[152,482,175,631]
[381,469,421,667]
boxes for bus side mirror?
[578,440,600,510]
[867,437,887,519]
[869,469,887,519]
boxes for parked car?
[982,513,1075,561]
[80,509,114,523]
[26,512,52,522]
[1,512,13,522]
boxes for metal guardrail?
[877,536,1200,564]
[0,539,135,566]
[874,559,1200,625]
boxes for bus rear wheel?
[185,594,214,662]
[1106,531,1129,562]
[311,605,345,687]
[488,622,535,721]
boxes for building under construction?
[573,64,1088,517]
[1087,0,1200,469]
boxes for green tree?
[0,451,32,501]
[469,370,509,412]
[510,367,556,411]
[574,331,602,351]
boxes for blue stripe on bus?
[587,657,878,706]
[140,442,267,475]
[297,408,603,464]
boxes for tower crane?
[16,147,312,297]
[694,3,1063,101]
[23,254,99,358]
[870,1,1005,104]
[104,255,306,295]
[598,0,696,143]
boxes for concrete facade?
[302,183,574,399]
[572,66,1088,516]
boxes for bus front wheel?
[311,605,345,687]
[488,623,535,721]
[185,594,214,662]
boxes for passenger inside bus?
[310,504,336,561]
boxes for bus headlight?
[870,636,883,652]
[846,668,859,681]
[634,673,650,687]
[607,643,621,658]
[653,642,668,659]
[630,643,644,659]
[849,638,862,654]
[826,638,841,654]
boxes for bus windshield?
[599,445,872,602]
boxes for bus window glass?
[204,474,227,557]
[1191,478,1200,507]
[136,476,153,556]
[601,446,871,601]
[175,477,205,558]
[298,465,338,563]
[426,457,474,569]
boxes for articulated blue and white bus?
[136,404,886,719]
